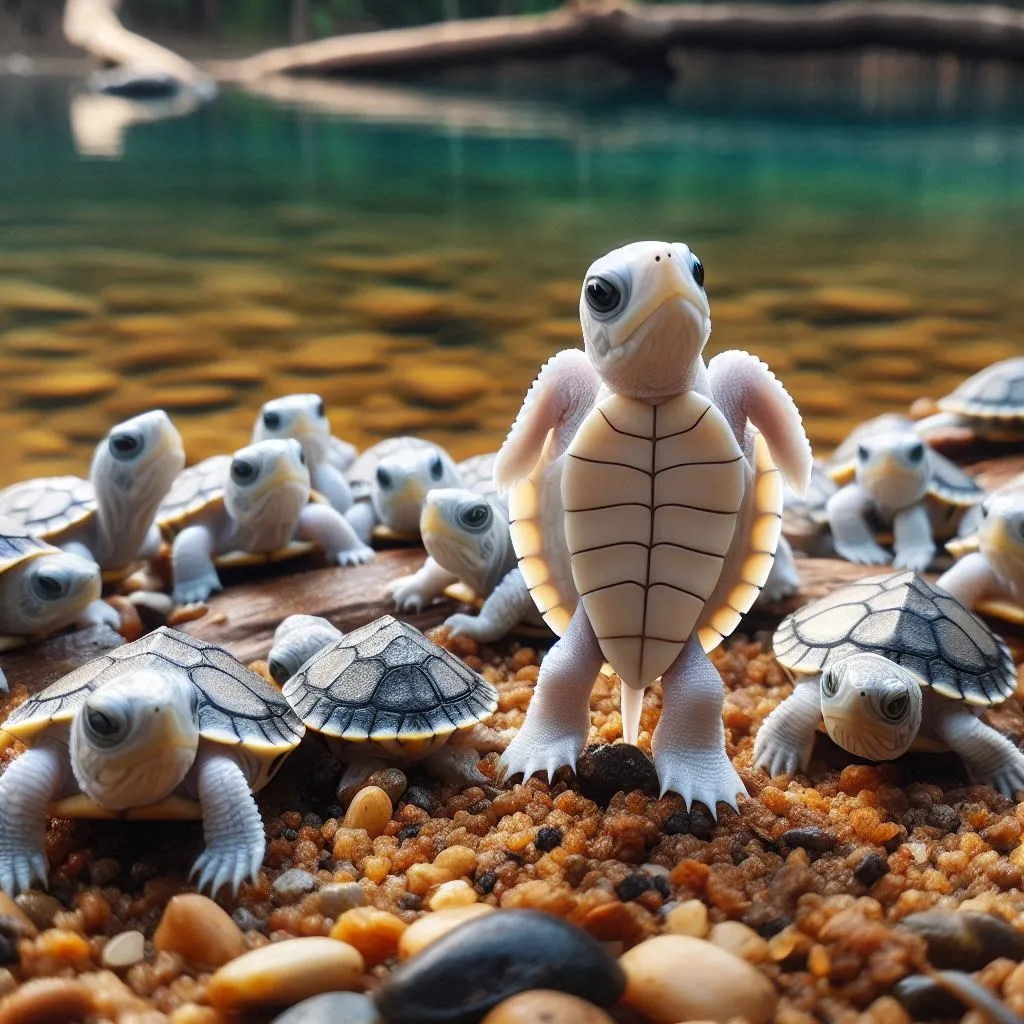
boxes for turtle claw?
[388,575,427,613]
[444,613,487,641]
[0,843,47,897]
[172,572,222,606]
[654,747,746,819]
[893,544,936,573]
[497,727,582,787]
[833,539,891,566]
[191,841,258,898]
[336,545,375,568]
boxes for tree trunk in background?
[291,0,309,43]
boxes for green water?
[1,57,1023,486]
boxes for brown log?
[213,0,1024,82]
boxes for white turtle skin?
[493,240,811,814]
[252,394,357,514]
[939,475,1024,620]
[372,445,462,536]
[0,627,304,896]
[754,573,1024,797]
[0,520,102,645]
[826,419,983,572]
[160,439,373,605]
[916,357,1024,442]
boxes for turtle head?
[820,653,923,761]
[579,240,710,401]
[225,439,310,540]
[70,670,200,811]
[93,410,186,506]
[853,430,930,510]
[977,490,1024,591]
[372,446,460,534]
[421,489,506,594]
[8,551,102,636]
[268,614,343,685]
[254,394,331,467]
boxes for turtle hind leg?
[445,568,534,644]
[171,525,222,605]
[0,742,66,895]
[933,703,1024,799]
[191,750,265,897]
[652,636,745,817]
[497,603,603,785]
[827,484,892,566]
[892,503,936,572]
[753,680,823,777]
[758,536,801,605]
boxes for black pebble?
[926,804,961,832]
[404,787,438,814]
[662,811,689,835]
[475,870,498,894]
[397,824,422,842]
[535,826,563,852]
[324,804,344,821]
[399,893,422,911]
[373,908,626,1024]
[616,873,654,902]
[282,828,298,841]
[270,991,379,1024]
[779,827,836,854]
[893,975,967,1019]
[853,852,889,886]
[653,876,671,898]
[900,910,1024,971]
[576,744,659,805]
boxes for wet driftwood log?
[217,0,1024,81]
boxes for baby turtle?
[495,240,811,810]
[0,517,102,659]
[157,439,373,604]
[0,626,304,895]
[782,460,837,557]
[273,614,503,790]
[915,357,1024,444]
[0,410,185,587]
[754,572,1024,796]
[252,393,358,513]
[940,473,1024,626]
[826,415,983,571]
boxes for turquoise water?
[1,58,1023,485]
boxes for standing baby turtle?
[0,410,184,598]
[0,516,102,662]
[754,572,1024,796]
[915,357,1024,444]
[0,626,304,895]
[157,439,373,604]
[252,393,358,513]
[274,614,503,790]
[826,415,983,571]
[940,473,1024,626]
[494,240,810,811]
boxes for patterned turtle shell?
[0,519,58,576]
[156,455,233,533]
[0,477,97,542]
[940,357,1024,422]
[457,452,498,498]
[774,571,1016,706]
[282,615,498,742]
[345,437,435,502]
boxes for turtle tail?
[620,682,644,746]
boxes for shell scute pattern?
[775,572,1016,706]
[282,616,498,742]
[157,456,231,529]
[942,357,1024,420]
[4,627,304,750]
[0,477,96,538]
[0,526,50,571]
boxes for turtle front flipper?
[753,680,823,778]
[171,524,222,605]
[826,485,892,565]
[892,504,937,572]
[932,702,1024,799]
[296,504,374,567]
[389,557,458,613]
[0,740,66,894]
[445,568,535,644]
[191,749,266,896]
[269,615,343,685]
[936,552,1003,610]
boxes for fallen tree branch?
[213,0,1024,82]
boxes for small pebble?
[0,893,37,937]
[619,935,778,1024]
[0,976,96,1024]
[320,882,367,917]
[273,869,320,900]
[779,826,835,853]
[429,880,478,911]
[853,851,889,886]
[893,974,970,1019]
[207,937,364,1011]
[398,904,495,959]
[535,826,563,852]
[364,768,409,804]
[330,907,407,966]
[900,910,1024,970]
[576,744,659,805]
[403,786,437,813]
[708,921,770,964]
[87,859,121,887]
[15,892,63,931]
[270,991,380,1024]
[615,873,653,902]
[101,930,145,969]
[480,990,616,1024]
[664,899,709,938]
[379,909,625,1024]
[154,894,245,968]
[343,786,394,839]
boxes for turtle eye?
[881,690,910,722]
[376,466,392,490]
[262,411,282,431]
[315,400,326,419]
[33,572,68,600]
[691,254,705,288]
[856,444,870,463]
[906,443,925,464]
[460,503,491,531]
[85,707,125,743]
[584,275,623,316]
[429,455,444,481]
[109,432,142,461]
[230,458,259,486]
[821,670,839,698]
[296,449,306,466]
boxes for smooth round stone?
[343,786,393,839]
[398,905,494,959]
[480,990,616,1024]
[576,744,659,805]
[273,869,320,900]
[0,893,37,938]
[377,909,626,1024]
[154,893,245,968]
[619,935,778,1024]
[899,911,1024,970]
[101,930,145,969]
[708,922,769,964]
[0,976,96,1024]
[15,892,63,931]
[663,899,709,938]
[320,882,367,918]
[207,937,364,1011]
[270,991,380,1024]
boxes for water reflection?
[70,89,204,159]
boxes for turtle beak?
[420,500,459,543]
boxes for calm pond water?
[2,55,1023,486]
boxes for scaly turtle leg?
[759,536,801,604]
[0,740,66,894]
[652,636,745,815]
[892,503,936,572]
[753,680,823,777]
[827,484,891,565]
[170,525,222,605]
[190,749,265,896]
[268,615,343,684]
[297,504,374,567]
[445,568,535,643]
[312,463,354,515]
[344,502,377,546]
[932,702,1024,799]
[936,552,1003,609]
[389,557,458,613]
[498,603,603,784]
